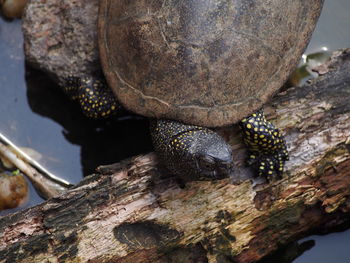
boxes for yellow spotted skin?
[150,120,234,181]
[64,75,120,118]
[63,75,235,181]
[239,110,288,179]
[62,75,285,181]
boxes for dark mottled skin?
[239,110,289,178]
[150,119,234,181]
[63,76,288,180]
[64,75,120,118]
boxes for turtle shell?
[98,0,323,127]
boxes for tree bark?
[1,49,350,263]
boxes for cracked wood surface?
[1,49,350,262]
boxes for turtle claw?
[63,75,120,118]
[240,110,288,179]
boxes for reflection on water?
[294,230,350,263]
[25,68,152,177]
[0,18,152,214]
[0,0,349,261]
[259,240,316,263]
[0,18,44,213]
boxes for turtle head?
[150,120,234,181]
[189,131,234,180]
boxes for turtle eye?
[199,155,216,170]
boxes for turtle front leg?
[64,75,121,118]
[150,119,234,182]
[239,110,288,179]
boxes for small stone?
[0,171,29,211]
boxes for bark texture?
[1,49,350,262]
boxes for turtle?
[63,0,324,182]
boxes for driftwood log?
[1,49,350,263]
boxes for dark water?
[293,231,350,263]
[0,18,152,214]
[0,0,349,261]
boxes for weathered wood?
[1,49,350,263]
